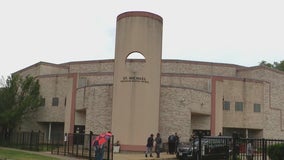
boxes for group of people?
[167,132,179,154]
[145,133,163,158]
[145,132,180,158]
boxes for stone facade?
[16,60,284,148]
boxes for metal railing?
[50,131,114,160]
[189,133,284,160]
[0,130,45,151]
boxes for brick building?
[16,11,284,151]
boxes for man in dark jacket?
[155,133,162,158]
[145,134,154,157]
[174,132,180,154]
[168,134,175,154]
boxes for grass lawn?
[0,148,60,160]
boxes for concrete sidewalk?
[52,151,177,160]
[57,152,177,160]
[113,152,177,160]
[0,147,177,160]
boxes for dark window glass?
[78,77,87,88]
[223,101,230,110]
[41,98,45,107]
[235,102,243,111]
[254,103,261,112]
[52,97,59,106]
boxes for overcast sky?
[1,0,284,78]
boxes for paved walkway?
[55,151,177,160]
[113,152,177,160]
[42,151,177,160]
[0,147,177,160]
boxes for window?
[235,102,243,111]
[125,51,146,72]
[223,101,230,110]
[41,98,45,107]
[78,77,87,88]
[52,97,59,106]
[254,103,261,112]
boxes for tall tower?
[111,11,163,150]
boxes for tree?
[0,74,43,133]
[259,60,284,71]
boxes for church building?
[16,11,284,151]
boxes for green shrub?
[267,143,284,160]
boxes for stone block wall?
[16,60,284,141]
[237,67,284,138]
[85,85,113,135]
[161,60,243,77]
[222,79,265,129]
[36,75,72,122]
[68,60,114,73]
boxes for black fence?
[51,132,114,160]
[2,130,284,160]
[190,133,284,160]
[0,131,114,160]
[234,138,284,160]
[0,130,45,151]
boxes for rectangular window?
[254,103,261,112]
[52,97,59,106]
[235,102,243,111]
[64,97,67,106]
[78,77,87,88]
[41,98,45,107]
[223,101,230,110]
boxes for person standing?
[145,134,154,157]
[93,131,112,160]
[246,140,253,160]
[168,134,175,154]
[92,137,104,160]
[174,132,180,154]
[155,133,162,158]
[94,144,104,160]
